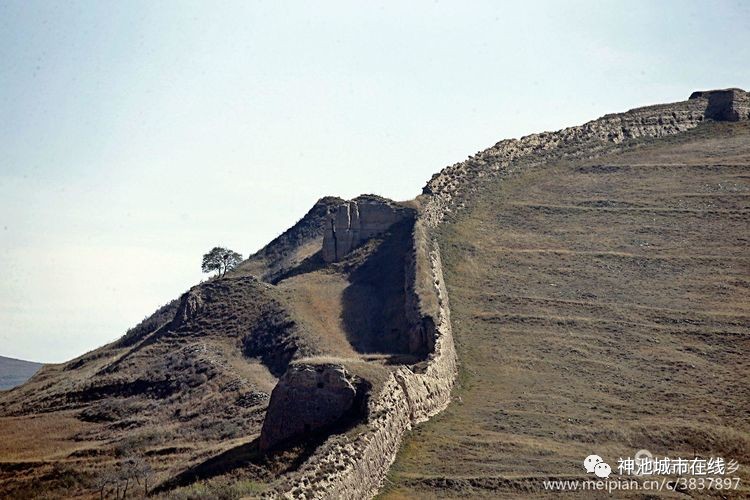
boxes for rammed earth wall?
[266,218,456,499]
[268,89,749,499]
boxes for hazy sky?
[1,1,748,363]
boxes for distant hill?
[0,355,42,390]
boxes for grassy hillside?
[381,121,750,498]
[0,356,42,391]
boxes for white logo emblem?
[594,462,612,478]
[584,454,612,478]
[584,454,603,473]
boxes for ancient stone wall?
[691,88,750,121]
[421,89,749,228]
[259,364,364,451]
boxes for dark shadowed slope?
[0,356,42,391]
[382,122,750,498]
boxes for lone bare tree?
[201,247,243,277]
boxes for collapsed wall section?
[321,195,414,263]
[259,364,368,452]
[691,88,750,121]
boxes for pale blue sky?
[1,0,748,362]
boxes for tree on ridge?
[201,247,242,277]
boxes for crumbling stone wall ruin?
[266,229,456,499]
[261,89,749,499]
[422,88,750,227]
[691,88,750,122]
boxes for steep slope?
[250,89,750,499]
[382,121,750,496]
[0,276,293,498]
[0,356,42,391]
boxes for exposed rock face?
[171,288,204,328]
[322,195,414,262]
[259,364,364,451]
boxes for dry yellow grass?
[279,271,361,359]
[0,412,100,461]
[0,198,417,498]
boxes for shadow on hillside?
[340,218,416,356]
[153,438,265,493]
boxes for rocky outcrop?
[171,288,204,328]
[259,364,366,451]
[322,195,415,262]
